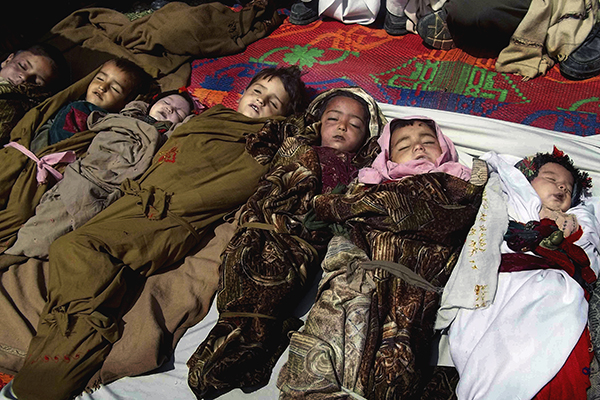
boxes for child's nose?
[14,73,25,85]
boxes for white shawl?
[440,151,598,399]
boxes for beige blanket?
[0,217,237,390]
[43,0,283,89]
[496,0,599,79]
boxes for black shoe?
[417,8,455,50]
[384,11,408,36]
[560,23,600,80]
[289,1,319,25]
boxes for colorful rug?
[0,373,12,389]
[188,12,600,136]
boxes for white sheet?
[450,269,587,400]
[2,104,599,400]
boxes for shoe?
[289,1,319,25]
[384,11,408,36]
[417,8,455,50]
[560,23,600,80]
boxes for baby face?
[0,51,55,87]
[85,60,134,112]
[149,94,191,125]
[531,162,574,212]
[389,121,442,164]
[237,76,289,118]
[319,96,367,153]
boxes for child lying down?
[276,116,484,399]
[444,147,598,400]
[9,65,308,400]
[186,86,387,398]
[0,58,154,252]
[5,89,199,258]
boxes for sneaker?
[417,8,455,50]
[289,1,319,25]
[560,23,600,80]
[384,11,408,36]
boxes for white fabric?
[319,0,380,25]
[450,269,587,400]
[317,0,446,29]
[443,150,596,399]
[571,201,600,276]
[436,150,600,332]
[481,152,541,222]
[434,171,508,330]
[2,104,597,400]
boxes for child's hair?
[314,90,371,128]
[246,65,307,116]
[108,58,154,102]
[20,43,70,91]
[149,88,199,114]
[515,146,592,207]
[389,118,437,136]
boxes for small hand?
[539,206,579,237]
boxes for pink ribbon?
[4,142,77,184]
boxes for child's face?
[389,121,442,164]
[237,76,290,118]
[0,51,55,87]
[85,61,134,112]
[319,96,367,153]
[531,162,574,212]
[149,94,191,125]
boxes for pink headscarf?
[358,116,471,184]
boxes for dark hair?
[246,65,308,116]
[516,150,592,207]
[106,58,154,102]
[20,43,70,91]
[315,91,370,122]
[149,89,196,113]
[389,118,437,136]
